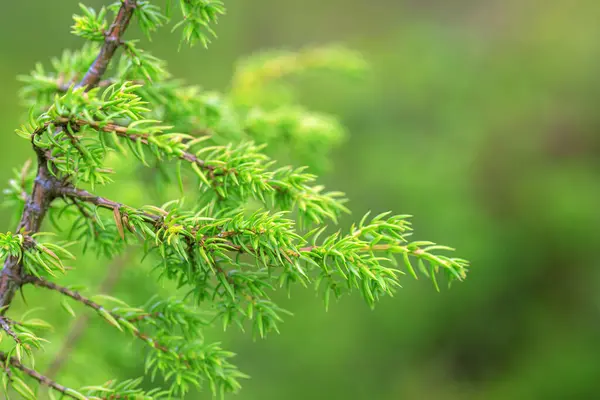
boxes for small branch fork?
[0,1,137,396]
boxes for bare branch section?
[58,185,161,223]
[77,0,137,89]
[0,1,138,316]
[23,276,190,364]
[0,316,21,344]
[46,253,133,379]
[22,276,106,313]
[0,351,78,399]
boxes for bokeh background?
[1,0,600,399]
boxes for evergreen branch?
[126,312,161,323]
[56,185,260,253]
[56,185,272,251]
[0,351,81,399]
[55,184,467,292]
[78,0,138,89]
[49,116,228,174]
[58,78,145,93]
[23,276,104,313]
[58,78,121,92]
[80,377,168,399]
[4,2,470,397]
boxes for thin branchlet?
[0,317,21,344]
[0,351,79,399]
[23,276,214,371]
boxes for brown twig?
[45,252,135,379]
[0,317,21,344]
[0,351,79,399]
[57,185,161,224]
[23,276,189,366]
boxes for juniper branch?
[59,78,143,92]
[2,1,469,397]
[0,161,58,313]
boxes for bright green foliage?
[171,0,225,47]
[18,43,100,110]
[1,1,469,399]
[231,46,367,107]
[72,5,108,42]
[0,232,24,261]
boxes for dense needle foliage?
[0,1,469,398]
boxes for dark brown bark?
[0,158,58,312]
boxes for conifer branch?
[39,115,347,224]
[0,351,79,399]
[54,186,466,285]
[2,2,470,397]
[47,116,237,174]
[59,78,143,92]
[22,276,234,380]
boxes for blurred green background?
[2,0,600,399]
